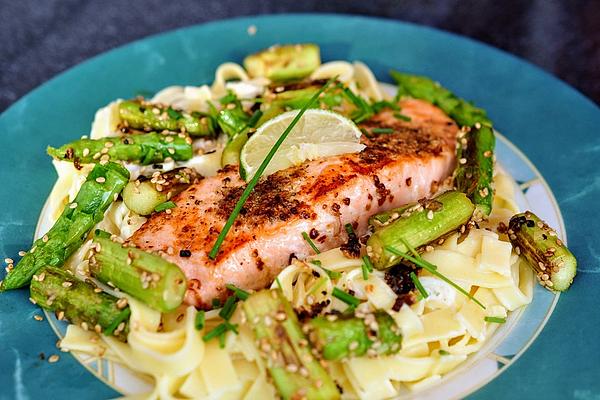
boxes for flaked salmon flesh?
[130,99,459,308]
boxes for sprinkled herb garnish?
[302,231,321,254]
[484,316,506,324]
[371,128,394,134]
[154,201,176,212]
[225,283,250,301]
[322,267,342,280]
[393,112,412,122]
[384,245,485,309]
[103,307,131,336]
[218,295,238,320]
[410,271,428,299]
[439,349,450,356]
[208,78,336,260]
[195,310,205,330]
[344,223,355,235]
[332,287,361,308]
[361,255,374,280]
[166,107,183,120]
[211,298,221,308]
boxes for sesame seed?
[483,150,492,158]
[95,177,106,183]
[82,148,90,157]
[286,364,298,373]
[81,322,89,331]
[92,152,101,160]
[57,311,65,320]
[4,258,13,264]
[18,251,26,257]
[34,315,43,321]
[348,341,359,351]
[427,210,434,220]
[69,202,78,209]
[48,355,60,363]
[94,324,102,334]
[247,24,257,35]
[459,158,467,165]
[94,288,102,293]
[104,141,114,148]
[62,281,73,288]
[168,148,175,155]
[29,297,37,305]
[165,136,174,143]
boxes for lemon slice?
[240,109,365,180]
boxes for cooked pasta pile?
[44,61,532,399]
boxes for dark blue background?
[1,0,599,112]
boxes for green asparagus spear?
[367,191,475,270]
[30,266,130,340]
[47,132,193,165]
[119,100,216,136]
[244,44,321,82]
[90,235,186,312]
[1,162,129,290]
[390,71,491,127]
[243,290,340,400]
[308,313,402,360]
[455,124,496,215]
[122,167,200,215]
[509,212,577,291]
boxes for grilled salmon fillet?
[130,99,459,308]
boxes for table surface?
[1,0,599,112]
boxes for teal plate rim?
[1,13,599,400]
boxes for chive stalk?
[208,78,335,260]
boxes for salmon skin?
[130,99,459,308]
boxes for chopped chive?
[399,237,419,258]
[439,349,450,356]
[167,107,183,120]
[362,255,374,272]
[202,323,227,342]
[361,263,369,280]
[154,201,176,212]
[332,287,361,307]
[302,231,321,254]
[103,307,131,336]
[211,298,221,308]
[398,237,436,270]
[310,259,341,279]
[371,128,394,134]
[218,296,238,320]
[344,223,355,235]
[275,277,283,290]
[410,272,428,299]
[226,283,250,301]
[208,78,336,260]
[384,245,485,309]
[225,321,239,334]
[322,267,341,280]
[393,112,412,122]
[361,255,373,280]
[202,321,239,343]
[195,310,205,330]
[247,109,263,127]
[484,316,506,324]
[218,331,226,348]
